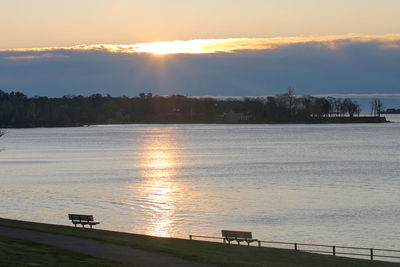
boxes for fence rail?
[189,235,400,262]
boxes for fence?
[189,235,400,262]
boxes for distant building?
[383,108,400,114]
[224,111,255,123]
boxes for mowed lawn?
[0,235,127,267]
[0,218,399,267]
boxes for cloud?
[0,34,399,105]
[313,93,400,99]
[4,53,68,61]
[1,34,400,55]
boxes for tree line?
[0,89,379,127]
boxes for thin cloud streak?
[4,53,68,61]
[193,93,400,98]
[314,93,400,98]
[2,34,400,56]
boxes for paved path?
[0,226,216,267]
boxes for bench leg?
[90,225,93,229]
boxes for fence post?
[189,235,192,240]
[294,243,297,251]
[333,246,336,256]
[258,241,261,247]
[370,248,373,261]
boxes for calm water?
[1,115,399,250]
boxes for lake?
[1,115,399,251]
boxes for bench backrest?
[68,214,94,221]
[221,230,252,239]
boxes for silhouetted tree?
[343,98,361,118]
[282,87,296,116]
[370,99,383,117]
[0,90,375,126]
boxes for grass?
[0,217,399,267]
[0,235,127,267]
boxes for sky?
[1,0,400,107]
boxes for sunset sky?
[2,0,400,48]
[1,0,400,106]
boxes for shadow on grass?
[0,235,127,267]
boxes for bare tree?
[287,87,296,114]
[280,87,296,116]
[370,99,383,117]
[355,105,361,117]
[343,98,361,118]
[376,99,383,117]
[331,98,344,117]
[326,97,336,117]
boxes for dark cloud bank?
[1,41,400,107]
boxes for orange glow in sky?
[2,0,400,49]
[2,34,400,57]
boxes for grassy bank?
[0,218,398,267]
[0,235,126,267]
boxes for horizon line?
[3,90,400,99]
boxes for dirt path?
[0,226,216,267]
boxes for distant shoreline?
[1,116,388,128]
[2,90,389,129]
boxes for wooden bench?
[68,214,99,229]
[221,230,257,245]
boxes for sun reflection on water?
[139,128,181,237]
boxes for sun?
[133,40,205,55]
